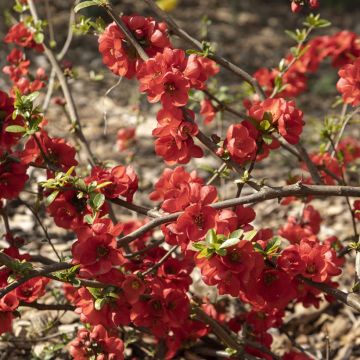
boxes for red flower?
[154,133,203,165]
[122,275,145,304]
[98,16,170,79]
[70,325,124,360]
[249,98,304,145]
[21,131,78,171]
[150,166,203,213]
[354,200,360,221]
[117,127,136,151]
[225,123,257,164]
[72,219,125,277]
[337,58,360,107]
[87,165,138,201]
[200,99,217,125]
[170,203,217,242]
[0,159,28,199]
[2,49,30,82]
[184,54,219,90]
[4,22,44,52]
[47,190,89,230]
[291,0,319,12]
[15,277,49,303]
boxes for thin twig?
[142,245,178,276]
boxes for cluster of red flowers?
[337,58,360,107]
[301,137,360,185]
[290,0,320,13]
[99,15,219,165]
[254,31,360,99]
[0,248,49,335]
[70,325,124,360]
[1,3,359,359]
[2,48,47,95]
[4,22,44,52]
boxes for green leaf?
[229,229,244,239]
[94,298,106,310]
[74,1,99,13]
[84,214,94,225]
[205,229,217,245]
[45,190,60,206]
[284,30,298,42]
[243,229,258,241]
[91,193,105,210]
[215,248,227,256]
[265,236,282,254]
[33,32,44,44]
[25,91,40,103]
[262,134,273,145]
[5,125,26,133]
[219,237,241,249]
[260,120,271,131]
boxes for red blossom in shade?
[130,288,190,337]
[249,268,296,311]
[337,58,360,107]
[0,158,29,199]
[21,131,78,171]
[0,293,19,312]
[0,312,13,335]
[122,275,145,304]
[200,99,217,125]
[15,277,49,303]
[72,219,125,277]
[354,200,360,221]
[47,189,89,230]
[98,16,170,79]
[4,22,44,52]
[225,123,257,164]
[117,127,136,151]
[282,351,314,360]
[337,137,360,164]
[150,166,203,213]
[87,165,138,201]
[70,325,124,360]
[291,0,319,13]
[75,287,131,328]
[249,98,304,145]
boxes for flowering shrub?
[0,0,360,359]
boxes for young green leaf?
[219,237,241,249]
[74,1,99,13]
[5,125,26,133]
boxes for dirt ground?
[1,0,360,359]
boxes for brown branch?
[300,276,360,313]
[0,253,72,299]
[294,142,323,185]
[117,182,360,246]
[19,301,75,311]
[142,245,178,276]
[19,197,62,262]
